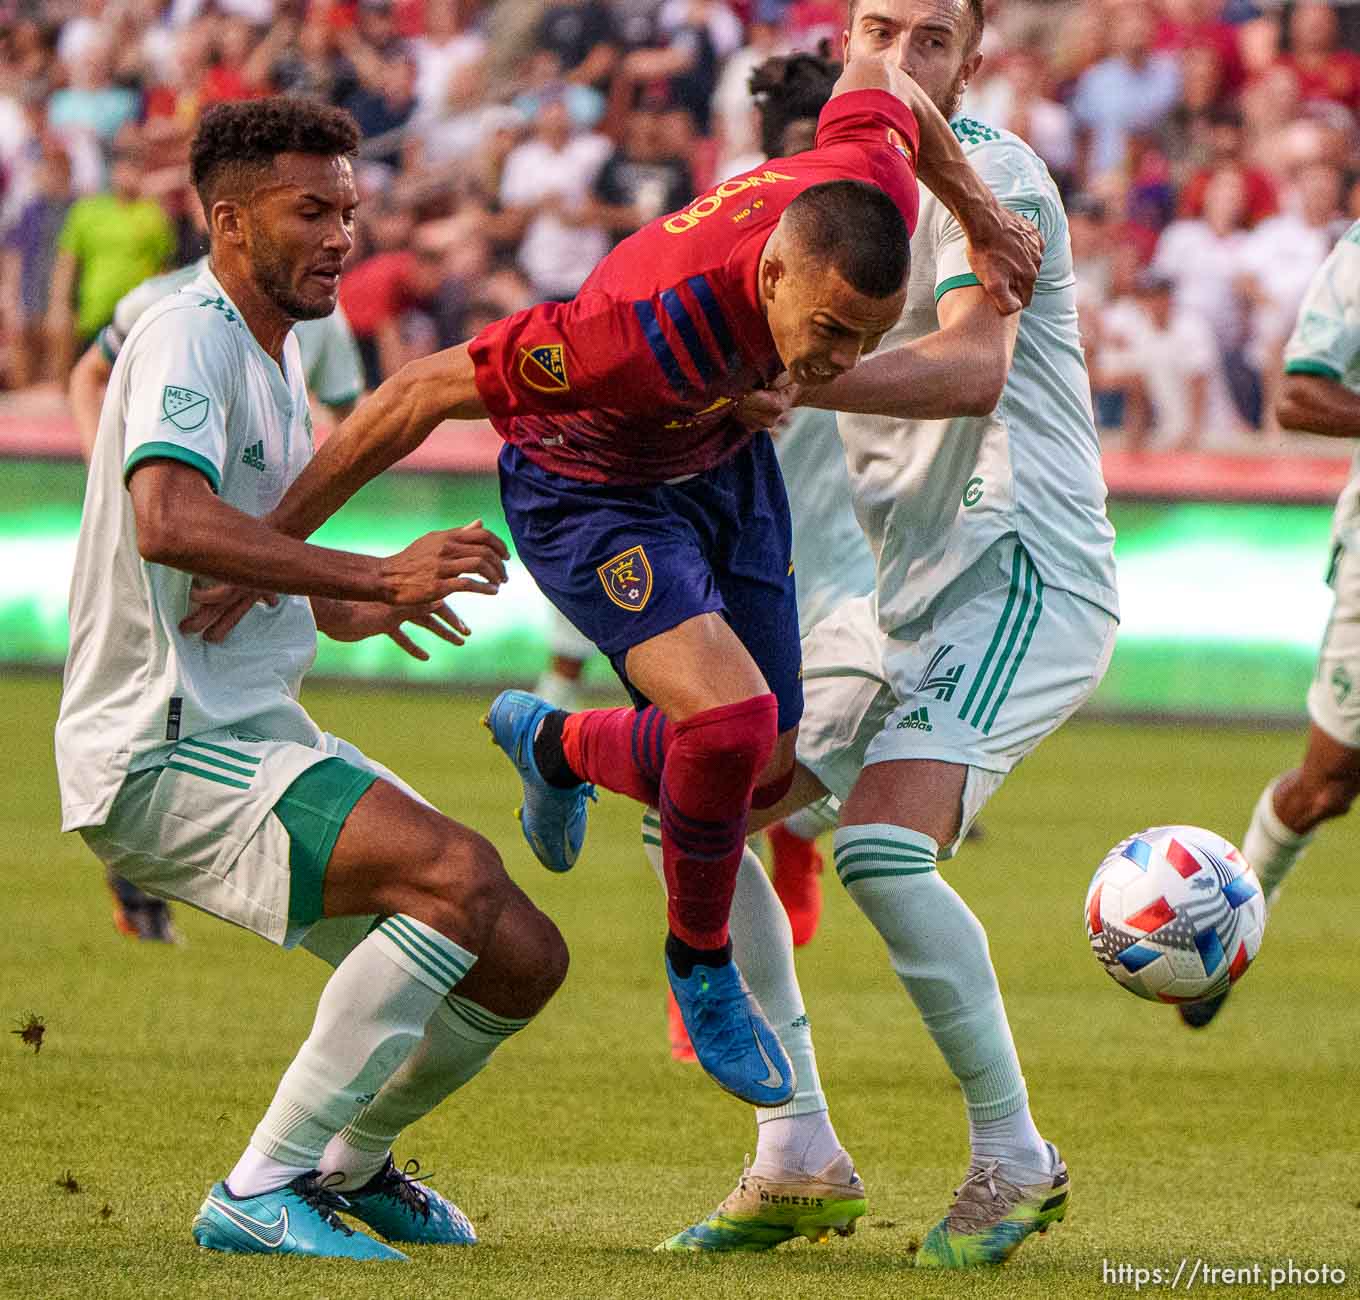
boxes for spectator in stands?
[1152,165,1256,424]
[971,43,1077,191]
[617,0,728,136]
[47,39,140,145]
[339,225,457,386]
[586,100,693,247]
[1071,3,1182,181]
[1,144,73,388]
[46,136,173,377]
[497,93,611,301]
[343,47,420,171]
[1279,2,1360,115]
[1154,0,1246,96]
[411,0,486,122]
[0,83,102,237]
[1096,269,1244,451]
[535,0,620,91]
[710,19,783,177]
[1239,161,1348,429]
[1177,107,1278,227]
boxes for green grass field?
[3,674,1358,1299]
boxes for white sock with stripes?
[835,824,1050,1178]
[320,994,531,1190]
[642,812,840,1176]
[1242,778,1312,908]
[228,915,475,1197]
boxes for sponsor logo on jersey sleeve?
[518,344,570,393]
[886,127,915,165]
[161,385,211,431]
[962,476,984,507]
[597,545,653,612]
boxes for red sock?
[661,694,778,950]
[560,705,669,805]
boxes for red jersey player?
[261,54,1042,1107]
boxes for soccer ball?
[1084,825,1266,1004]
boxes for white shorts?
[797,536,1117,855]
[1307,542,1360,748]
[81,727,427,951]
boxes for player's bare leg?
[1184,724,1360,1029]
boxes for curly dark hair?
[749,49,842,160]
[189,97,360,209]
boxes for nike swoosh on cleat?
[752,1027,785,1090]
[208,1197,289,1248]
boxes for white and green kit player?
[1183,221,1360,1030]
[656,0,1117,1268]
[67,257,367,940]
[55,98,565,1261]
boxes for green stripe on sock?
[378,923,461,989]
[171,748,256,780]
[165,760,250,790]
[178,736,261,766]
[834,836,937,856]
[447,996,526,1037]
[840,865,937,886]
[642,834,662,847]
[958,545,1024,721]
[969,550,1035,728]
[386,916,470,984]
[982,570,1044,734]
[835,851,935,875]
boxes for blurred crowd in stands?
[1,0,1359,451]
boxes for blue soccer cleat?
[343,1156,477,1246]
[483,689,595,873]
[192,1172,408,1260]
[666,954,795,1106]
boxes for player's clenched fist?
[379,519,511,605]
[966,208,1044,314]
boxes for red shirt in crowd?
[338,251,421,337]
[469,88,921,485]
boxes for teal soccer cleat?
[344,1156,477,1245]
[483,690,595,872]
[192,1172,408,1260]
[666,953,795,1107]
[915,1144,1069,1269]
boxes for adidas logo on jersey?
[897,706,933,732]
[241,440,266,471]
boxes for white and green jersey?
[1282,221,1360,549]
[57,265,323,830]
[837,116,1118,631]
[97,257,364,410]
[774,407,876,636]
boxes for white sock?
[834,824,1049,1179]
[1243,778,1312,908]
[643,812,838,1176]
[227,915,475,1197]
[779,798,837,843]
[320,994,531,1190]
[534,669,584,714]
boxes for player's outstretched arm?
[799,284,1019,419]
[1276,373,1360,438]
[131,459,506,607]
[832,57,1041,314]
[269,343,488,541]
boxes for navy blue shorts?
[498,436,803,733]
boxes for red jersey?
[470,88,920,485]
